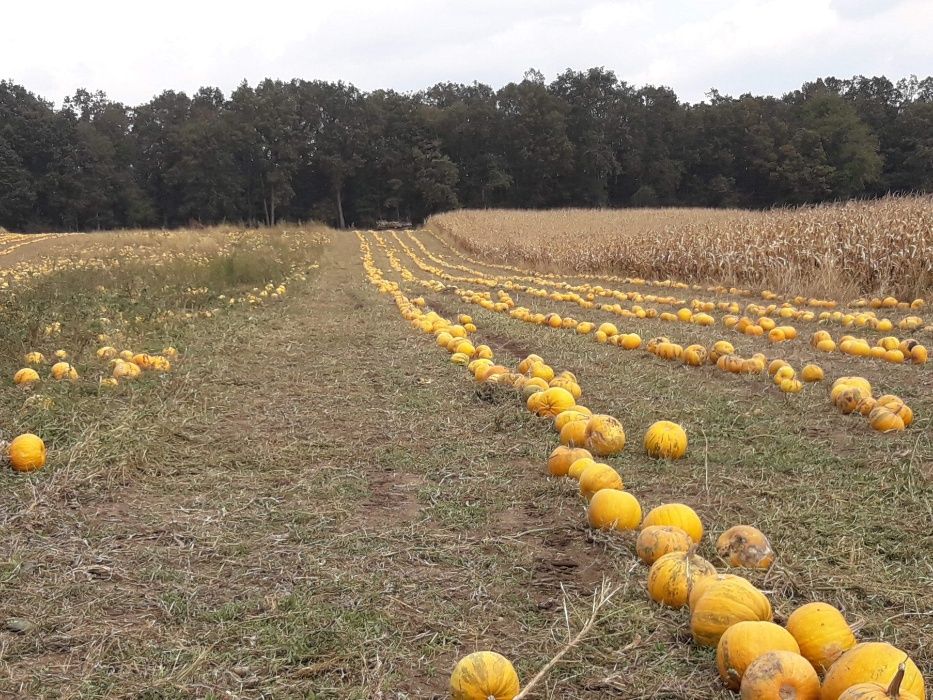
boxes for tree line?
[1,68,931,231]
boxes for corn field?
[426,196,933,299]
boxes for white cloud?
[2,0,930,106]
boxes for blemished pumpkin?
[822,643,925,700]
[559,418,590,447]
[554,408,591,432]
[24,351,46,365]
[578,463,623,499]
[868,406,905,433]
[97,346,118,360]
[717,621,801,690]
[716,525,775,569]
[689,573,744,610]
[838,663,922,700]
[647,547,717,609]
[740,651,822,700]
[587,489,642,531]
[547,446,592,477]
[8,433,47,472]
[785,602,856,673]
[691,576,773,646]
[450,651,520,700]
[50,362,79,381]
[636,525,693,565]
[14,368,40,385]
[642,503,704,543]
[644,420,688,459]
[584,414,626,456]
[875,395,913,427]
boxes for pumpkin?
[550,374,582,399]
[451,352,470,366]
[647,547,717,609]
[450,651,520,700]
[636,525,692,564]
[817,339,837,353]
[786,602,856,673]
[587,489,642,530]
[781,378,804,394]
[517,354,543,374]
[559,418,590,447]
[118,349,135,361]
[717,621,801,690]
[740,651,822,700]
[835,388,865,415]
[24,351,46,365]
[598,322,618,337]
[547,446,592,477]
[50,362,79,381]
[812,330,832,347]
[710,340,735,362]
[822,643,925,700]
[530,387,576,418]
[584,415,626,456]
[910,345,928,364]
[769,359,790,376]
[838,663,923,700]
[99,377,119,388]
[831,377,872,403]
[578,463,623,499]
[14,368,40,385]
[689,573,744,610]
[774,366,796,384]
[644,421,688,459]
[642,503,704,543]
[801,364,824,382]
[691,576,773,646]
[8,433,47,472]
[97,346,119,360]
[716,525,775,569]
[875,396,913,427]
[868,406,905,433]
[621,333,642,350]
[683,344,708,366]
[528,361,555,382]
[163,346,179,358]
[568,457,598,480]
[554,408,591,432]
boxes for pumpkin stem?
[886,661,907,697]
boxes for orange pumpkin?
[635,525,692,565]
[822,643,925,700]
[838,663,923,700]
[647,548,716,609]
[584,414,626,456]
[578,463,623,500]
[642,503,704,543]
[547,446,592,477]
[587,489,642,531]
[717,620,801,690]
[785,602,856,673]
[740,650,822,700]
[691,576,773,646]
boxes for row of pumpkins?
[359,236,927,699]
[404,229,928,333]
[403,230,930,343]
[13,346,177,387]
[447,280,917,433]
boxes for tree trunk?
[270,182,276,227]
[336,187,345,229]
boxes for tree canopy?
[1,70,931,231]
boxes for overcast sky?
[4,0,932,106]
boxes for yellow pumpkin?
[785,602,856,673]
[50,362,78,382]
[875,396,913,427]
[740,651,822,700]
[14,368,40,385]
[910,345,928,364]
[644,420,688,459]
[559,418,590,447]
[528,361,555,382]
[517,354,543,374]
[97,346,119,360]
[597,322,618,337]
[451,352,471,366]
[688,573,744,610]
[554,408,591,432]
[567,457,597,480]
[710,340,736,362]
[530,387,576,419]
[549,374,582,399]
[24,351,46,365]
[801,364,824,382]
[683,344,708,366]
[716,525,775,570]
[636,525,692,565]
[691,576,773,646]
[868,406,905,433]
[119,349,135,361]
[578,463,623,499]
[642,503,704,543]
[587,489,642,531]
[584,414,626,456]
[450,651,520,700]
[822,643,925,700]
[839,664,923,700]
[717,620,801,690]
[647,548,716,609]
[547,446,591,477]
[8,433,47,472]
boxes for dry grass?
[427,196,933,299]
